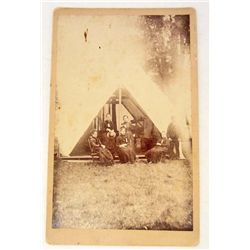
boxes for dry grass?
[52,159,193,230]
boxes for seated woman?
[88,129,114,165]
[101,129,117,158]
[116,126,136,164]
[145,131,170,163]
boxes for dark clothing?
[145,137,169,163]
[142,118,154,151]
[116,134,136,163]
[167,122,180,159]
[88,136,102,153]
[121,121,132,131]
[88,136,114,165]
[121,121,135,149]
[116,133,132,147]
[103,120,114,132]
[102,133,117,158]
[143,118,154,138]
[141,137,154,152]
[157,137,170,148]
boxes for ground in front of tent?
[52,160,193,230]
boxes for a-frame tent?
[69,88,161,156]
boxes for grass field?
[52,159,193,230]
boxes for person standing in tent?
[167,116,181,160]
[88,130,114,165]
[116,126,136,164]
[145,131,170,163]
[102,129,117,158]
[103,113,114,132]
[121,115,132,131]
[121,115,135,149]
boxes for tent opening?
[69,88,161,156]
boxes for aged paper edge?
[46,7,199,246]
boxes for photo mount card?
[46,7,199,246]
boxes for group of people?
[88,113,180,165]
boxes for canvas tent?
[53,13,192,158]
[55,74,191,157]
[70,88,161,156]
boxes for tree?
[139,15,190,89]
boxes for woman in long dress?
[116,127,136,164]
[101,129,117,158]
[145,131,170,163]
[88,130,114,165]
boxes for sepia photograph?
[6,0,250,249]
[46,7,199,246]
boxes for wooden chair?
[88,138,99,163]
